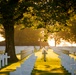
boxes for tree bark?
[3,24,18,63]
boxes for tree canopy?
[0,0,76,62]
[0,0,76,26]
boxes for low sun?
[0,34,5,42]
[48,38,55,46]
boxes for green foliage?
[0,0,76,62]
[21,7,44,29]
[47,0,76,23]
[0,0,76,48]
[0,0,76,26]
[67,15,76,42]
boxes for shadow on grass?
[0,71,9,75]
[0,60,20,75]
[51,66,68,73]
[44,65,50,68]
[31,69,71,75]
[0,61,17,70]
[0,62,15,75]
[31,66,71,75]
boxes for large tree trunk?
[3,24,18,63]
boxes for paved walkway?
[32,49,71,75]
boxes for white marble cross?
[0,53,10,68]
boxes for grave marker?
[0,53,10,69]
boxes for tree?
[47,0,76,24]
[0,0,30,62]
[0,0,76,63]
[0,0,47,62]
[67,15,76,42]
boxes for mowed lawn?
[31,49,71,75]
[0,54,31,75]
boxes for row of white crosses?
[21,50,33,60]
[59,53,76,75]
[10,54,37,75]
[52,47,76,75]
[0,53,10,69]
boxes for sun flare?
[48,38,76,46]
[0,34,5,42]
[48,38,55,46]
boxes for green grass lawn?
[0,54,31,75]
[0,49,71,75]
[31,49,71,75]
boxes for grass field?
[0,54,31,75]
[0,49,71,75]
[31,49,71,75]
